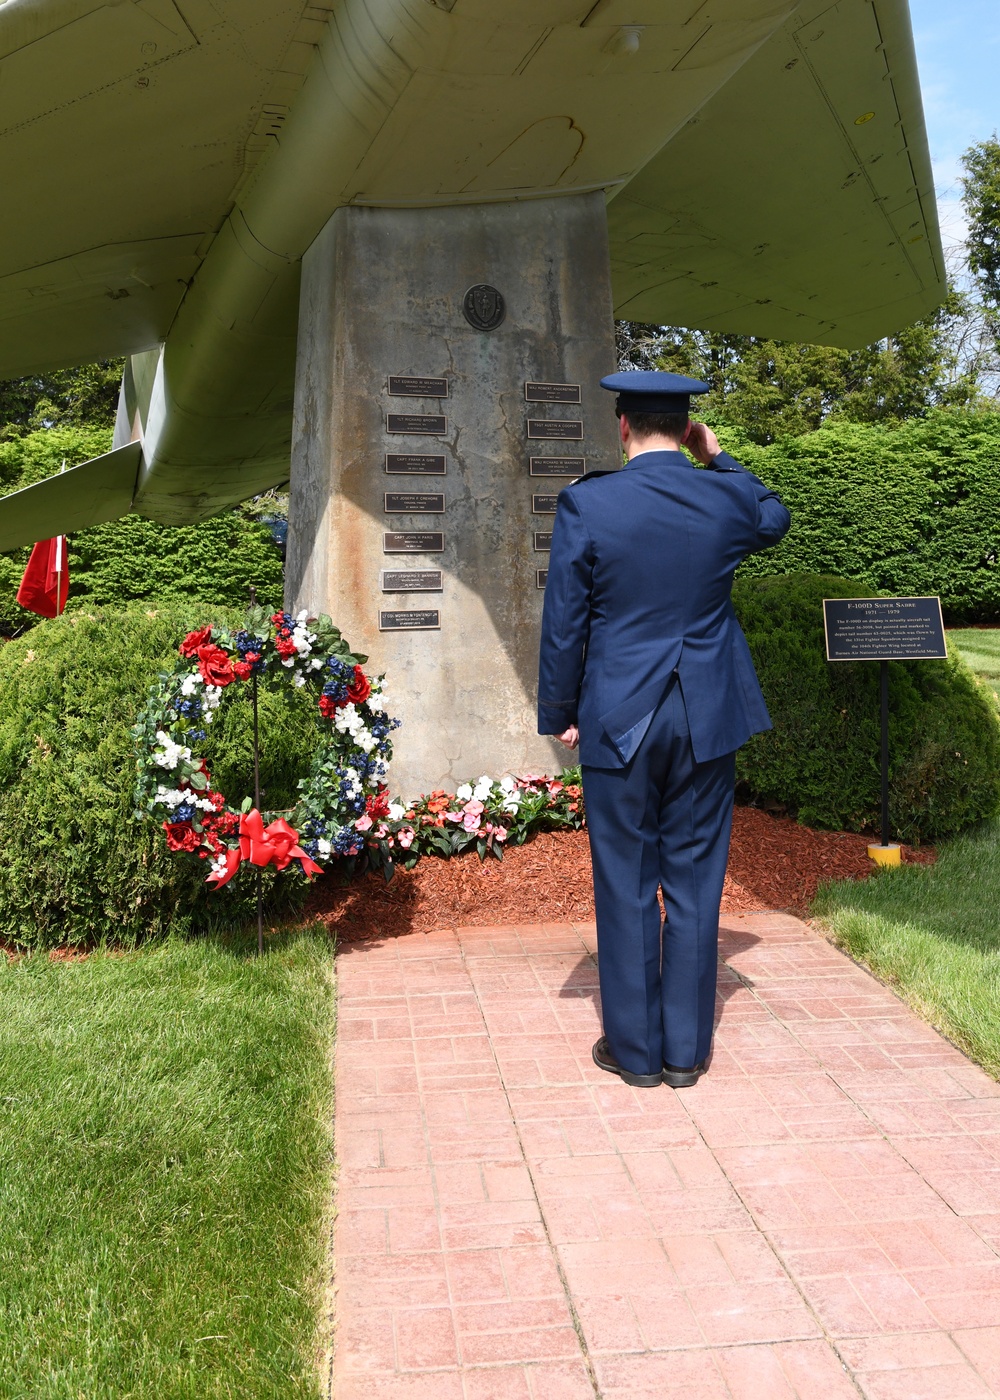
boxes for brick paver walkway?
[329,913,1000,1398]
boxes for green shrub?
[0,605,320,950]
[733,573,1000,841]
[0,427,284,633]
[733,409,1000,622]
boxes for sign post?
[822,596,947,865]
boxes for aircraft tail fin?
[0,443,141,552]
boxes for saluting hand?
[557,726,579,749]
[683,420,721,466]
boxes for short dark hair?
[620,409,689,442]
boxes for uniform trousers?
[581,675,736,1077]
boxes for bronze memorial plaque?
[823,597,948,661]
[386,413,447,435]
[532,493,559,514]
[379,609,440,631]
[388,375,449,398]
[536,569,548,589]
[525,381,581,404]
[527,419,583,441]
[380,570,443,593]
[383,531,444,553]
[384,492,445,514]
[529,456,585,477]
[385,453,446,474]
[533,532,553,551]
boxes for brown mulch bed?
[306,806,935,941]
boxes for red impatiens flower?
[163,820,202,853]
[366,786,390,820]
[179,625,212,658]
[233,661,253,681]
[196,643,235,687]
[347,666,371,705]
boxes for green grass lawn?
[814,820,1000,1077]
[0,928,334,1400]
[949,627,1000,707]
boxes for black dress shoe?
[592,1037,663,1088]
[661,1059,707,1088]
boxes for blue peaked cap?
[600,370,710,416]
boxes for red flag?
[17,536,69,618]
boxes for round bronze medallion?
[463,284,506,332]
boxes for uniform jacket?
[537,449,791,767]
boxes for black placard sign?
[386,413,447,435]
[525,381,581,404]
[823,597,947,661]
[532,493,559,514]
[379,609,440,631]
[384,492,445,514]
[527,419,583,441]
[533,532,553,551]
[385,453,446,475]
[536,569,548,589]
[381,569,443,593]
[383,531,444,553]
[530,456,584,477]
[388,375,449,398]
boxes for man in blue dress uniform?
[537,371,790,1088]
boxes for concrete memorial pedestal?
[286,191,619,799]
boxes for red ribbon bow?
[207,809,323,888]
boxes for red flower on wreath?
[233,661,253,681]
[275,635,297,659]
[179,625,213,657]
[366,786,391,820]
[347,666,371,705]
[318,694,338,719]
[163,820,202,853]
[196,643,235,687]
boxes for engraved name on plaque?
[525,381,581,404]
[384,492,445,514]
[533,532,553,551]
[529,456,585,477]
[380,570,443,593]
[385,453,447,475]
[388,375,449,398]
[383,531,444,553]
[532,494,560,514]
[379,609,441,631]
[386,413,447,435]
[536,569,548,589]
[527,419,583,441]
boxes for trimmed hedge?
[734,573,1000,840]
[0,606,316,950]
[733,410,1000,622]
[0,428,284,633]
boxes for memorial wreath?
[134,606,401,888]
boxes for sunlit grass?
[949,627,1000,707]
[0,927,334,1400]
[814,821,1000,1078]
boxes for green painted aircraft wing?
[0,0,943,545]
[0,443,140,552]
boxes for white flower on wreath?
[153,731,191,771]
[179,671,203,696]
[367,688,387,715]
[155,785,187,809]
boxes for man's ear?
[619,414,629,445]
[681,418,692,444]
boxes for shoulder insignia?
[569,469,617,485]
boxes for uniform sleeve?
[709,450,791,552]
[537,488,594,734]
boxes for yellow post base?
[868,843,902,867]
